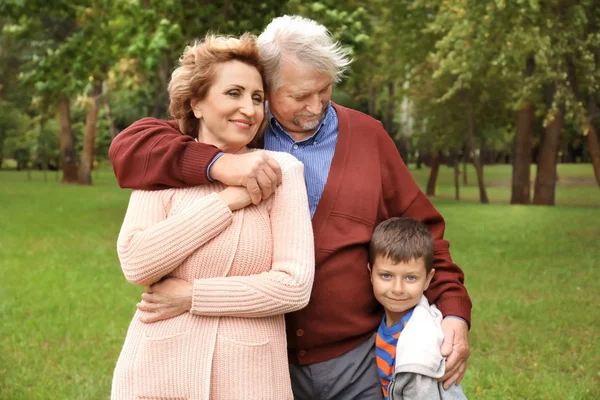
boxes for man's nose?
[305,95,321,115]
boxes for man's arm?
[108,118,220,190]
[377,125,471,388]
[378,136,472,323]
[109,118,283,202]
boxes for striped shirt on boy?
[375,309,414,400]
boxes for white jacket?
[388,295,468,400]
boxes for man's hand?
[136,277,193,323]
[210,151,282,205]
[439,317,470,390]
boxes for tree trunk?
[385,80,395,135]
[224,0,231,19]
[453,150,460,201]
[461,89,489,204]
[0,137,4,169]
[396,137,409,163]
[565,50,600,187]
[152,57,171,118]
[462,140,468,185]
[78,81,103,185]
[57,96,78,183]
[511,101,535,204]
[587,94,600,187]
[511,54,535,205]
[103,86,118,139]
[533,89,564,205]
[426,151,441,196]
[368,85,377,118]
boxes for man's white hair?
[257,15,352,92]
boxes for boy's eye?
[406,276,417,281]
[380,273,392,279]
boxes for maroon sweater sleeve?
[378,127,472,327]
[108,117,221,190]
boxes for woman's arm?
[189,155,315,317]
[117,190,233,286]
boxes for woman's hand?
[136,277,193,323]
[218,186,253,211]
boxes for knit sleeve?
[189,155,315,317]
[108,117,221,190]
[117,190,233,286]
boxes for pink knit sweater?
[111,150,315,400]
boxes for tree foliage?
[0,0,598,195]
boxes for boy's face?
[370,256,435,326]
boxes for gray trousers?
[289,333,383,400]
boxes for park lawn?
[0,164,599,399]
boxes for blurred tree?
[4,1,90,182]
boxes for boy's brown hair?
[369,217,435,272]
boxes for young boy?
[369,217,467,400]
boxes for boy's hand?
[439,317,470,389]
[210,151,282,205]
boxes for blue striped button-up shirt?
[264,102,338,218]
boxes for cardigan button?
[298,350,307,357]
[296,329,304,337]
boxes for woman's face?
[192,60,265,152]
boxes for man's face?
[268,57,333,135]
[370,256,435,327]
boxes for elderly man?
[109,15,471,400]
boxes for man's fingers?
[139,313,160,324]
[256,169,274,200]
[261,165,279,190]
[440,361,459,389]
[439,348,460,382]
[455,362,467,385]
[139,309,176,324]
[246,178,262,205]
[444,347,460,371]
[440,336,454,357]
[141,293,155,303]
[442,363,465,390]
[136,301,157,312]
[265,157,283,185]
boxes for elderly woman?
[110,34,314,400]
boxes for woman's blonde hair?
[168,33,267,138]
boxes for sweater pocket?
[133,331,191,399]
[211,335,274,400]
[318,211,374,254]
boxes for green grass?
[1,164,599,399]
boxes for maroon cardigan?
[109,103,472,365]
